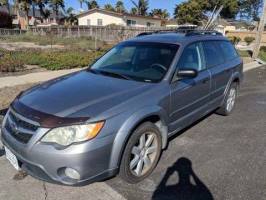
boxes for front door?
[169,42,211,133]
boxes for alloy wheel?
[129,132,159,177]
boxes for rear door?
[203,41,237,107]
[169,42,211,133]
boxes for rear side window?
[202,41,224,68]
[217,41,238,61]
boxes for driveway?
[0,66,266,200]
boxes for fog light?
[65,168,80,180]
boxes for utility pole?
[252,0,266,59]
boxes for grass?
[0,48,107,72]
[259,51,266,62]
[0,33,108,50]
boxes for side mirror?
[176,69,198,79]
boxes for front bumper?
[1,121,117,186]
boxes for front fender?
[108,105,168,169]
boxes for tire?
[216,82,238,116]
[119,122,162,183]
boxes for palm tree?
[34,0,47,21]
[49,0,64,23]
[104,3,114,12]
[130,0,149,16]
[78,0,84,9]
[150,8,169,19]
[65,7,77,25]
[42,8,51,22]
[0,0,11,15]
[130,7,137,15]
[86,0,99,10]
[115,0,125,13]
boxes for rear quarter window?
[217,41,239,61]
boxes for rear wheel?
[119,122,162,183]
[216,82,238,116]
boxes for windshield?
[90,42,179,83]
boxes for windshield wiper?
[95,70,132,80]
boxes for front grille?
[9,112,38,131]
[4,110,39,144]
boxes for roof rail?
[185,30,223,36]
[136,29,223,38]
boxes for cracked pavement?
[0,66,266,200]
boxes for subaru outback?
[1,30,243,185]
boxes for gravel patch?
[0,83,36,111]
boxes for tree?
[130,0,149,16]
[86,0,99,10]
[150,9,169,19]
[239,0,263,21]
[115,0,126,13]
[130,7,137,15]
[49,0,65,23]
[65,7,77,25]
[78,0,84,9]
[104,3,115,12]
[34,0,48,20]
[0,0,11,15]
[174,0,205,25]
[205,0,239,19]
[42,8,51,21]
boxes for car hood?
[16,70,151,120]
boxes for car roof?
[125,32,228,45]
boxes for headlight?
[41,122,104,146]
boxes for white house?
[77,8,162,27]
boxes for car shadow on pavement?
[152,157,213,200]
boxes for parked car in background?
[1,30,243,185]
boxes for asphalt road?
[0,66,265,200]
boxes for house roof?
[76,8,162,21]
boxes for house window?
[97,19,103,26]
[87,19,91,26]
[147,22,155,27]
[127,20,136,27]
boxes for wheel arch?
[108,106,168,170]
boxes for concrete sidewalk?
[0,68,82,89]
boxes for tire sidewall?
[119,122,162,183]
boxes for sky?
[65,0,184,16]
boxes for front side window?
[87,19,91,26]
[90,43,179,82]
[178,42,205,71]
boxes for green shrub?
[0,48,107,72]
[228,36,241,45]
[260,46,266,52]
[244,36,255,45]
[0,50,24,72]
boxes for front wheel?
[216,82,238,116]
[119,122,162,183]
